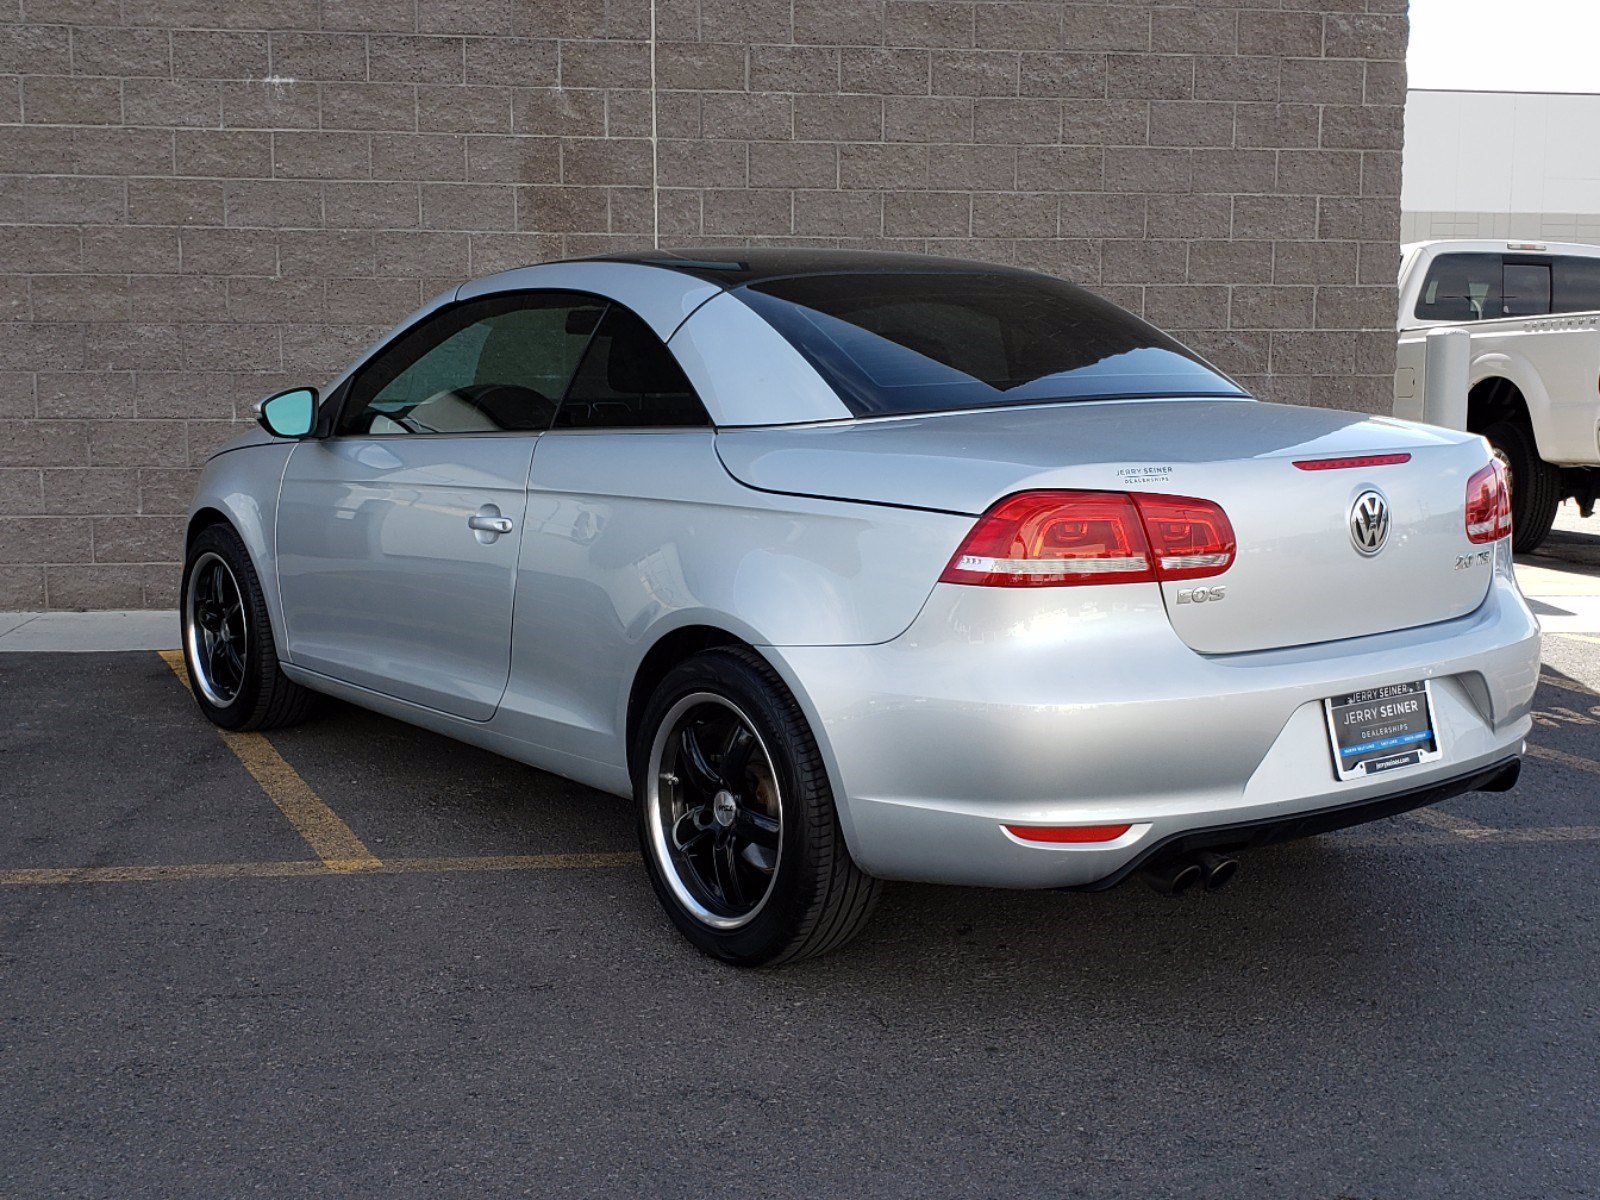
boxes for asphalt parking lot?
[4,515,1600,1198]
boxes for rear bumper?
[1073,755,1521,891]
[763,573,1540,890]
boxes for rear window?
[1414,253,1503,321]
[1415,251,1600,321]
[1554,256,1600,313]
[734,272,1245,418]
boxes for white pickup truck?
[1395,239,1600,551]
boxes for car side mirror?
[256,387,319,439]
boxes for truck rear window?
[1415,253,1503,321]
[735,272,1245,418]
[1416,251,1600,321]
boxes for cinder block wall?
[0,1,1407,611]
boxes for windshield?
[735,271,1246,418]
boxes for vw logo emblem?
[1349,489,1390,557]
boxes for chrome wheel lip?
[183,551,248,708]
[646,691,783,932]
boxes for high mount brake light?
[939,491,1235,588]
[1465,458,1513,544]
[1292,453,1412,471]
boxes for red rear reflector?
[1004,823,1133,844]
[940,490,1234,587]
[1465,458,1513,543]
[1292,453,1412,471]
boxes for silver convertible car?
[182,249,1540,965]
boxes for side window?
[1414,253,1503,322]
[1502,262,1552,317]
[338,292,606,436]
[554,304,710,430]
[1553,256,1600,314]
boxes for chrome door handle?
[468,505,514,542]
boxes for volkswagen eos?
[181,249,1540,964]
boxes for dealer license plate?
[1323,680,1442,781]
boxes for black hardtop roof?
[572,246,1045,288]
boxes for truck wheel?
[1484,420,1561,553]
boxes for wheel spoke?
[206,637,229,688]
[672,807,714,854]
[711,830,746,908]
[677,724,723,795]
[720,723,756,784]
[736,808,780,848]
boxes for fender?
[186,441,296,661]
[1469,351,1552,452]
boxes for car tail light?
[938,491,1153,586]
[1465,458,1513,543]
[1004,823,1132,844]
[1130,494,1237,581]
[939,491,1234,587]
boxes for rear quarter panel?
[494,429,971,775]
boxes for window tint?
[1414,253,1503,321]
[735,272,1244,417]
[554,304,709,429]
[338,292,605,436]
[1554,256,1600,313]
[1503,262,1551,317]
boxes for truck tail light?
[1465,459,1513,544]
[939,491,1234,587]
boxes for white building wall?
[1403,90,1600,245]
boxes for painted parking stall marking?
[159,649,382,872]
[3,650,1600,891]
[0,853,638,889]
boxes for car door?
[275,290,607,721]
[505,300,720,761]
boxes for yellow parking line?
[1526,743,1600,777]
[1540,671,1600,700]
[1404,808,1499,838]
[1481,826,1600,843]
[0,861,332,886]
[158,649,381,872]
[390,853,639,874]
[1555,632,1600,646]
[0,852,640,888]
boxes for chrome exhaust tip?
[1195,850,1239,892]
[1139,858,1204,897]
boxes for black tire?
[633,646,881,966]
[180,523,317,731]
[1484,420,1562,553]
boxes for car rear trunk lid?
[715,399,1497,654]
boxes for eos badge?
[1177,586,1227,605]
